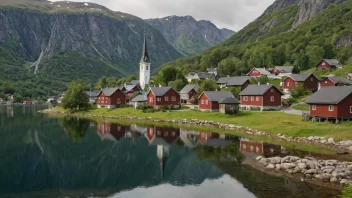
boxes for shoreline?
[40,108,352,152]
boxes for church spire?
[141,30,150,63]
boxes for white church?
[139,32,151,89]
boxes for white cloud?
[50,0,275,31]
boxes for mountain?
[146,16,235,56]
[0,0,182,98]
[161,0,352,77]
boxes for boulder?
[281,163,296,170]
[276,164,281,170]
[305,169,318,174]
[255,156,263,161]
[315,174,323,180]
[268,157,281,164]
[328,138,334,143]
[330,177,338,183]
[297,163,307,170]
[320,140,327,144]
[322,169,333,174]
[343,140,352,146]
[259,158,269,166]
[267,163,275,169]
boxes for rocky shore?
[42,109,352,151]
[256,155,352,185]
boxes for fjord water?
[0,106,341,198]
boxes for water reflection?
[0,107,344,198]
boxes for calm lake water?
[0,106,345,198]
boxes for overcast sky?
[51,0,275,31]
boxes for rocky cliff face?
[263,0,347,27]
[0,0,181,80]
[146,16,235,56]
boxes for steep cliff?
[0,0,182,82]
[146,16,235,56]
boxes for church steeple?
[141,30,150,63]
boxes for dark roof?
[317,59,343,68]
[124,84,139,92]
[131,94,147,102]
[201,91,235,102]
[100,88,121,97]
[84,91,99,97]
[239,84,284,96]
[196,72,216,79]
[306,86,352,104]
[141,31,149,63]
[180,84,200,94]
[247,68,272,76]
[288,73,315,82]
[217,76,250,86]
[321,76,352,85]
[274,66,294,73]
[150,87,174,97]
[218,97,240,104]
[347,73,352,77]
[130,80,140,85]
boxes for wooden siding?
[263,88,282,107]
[248,69,262,77]
[97,89,126,107]
[317,60,332,71]
[319,78,336,88]
[283,77,298,91]
[303,75,319,91]
[310,104,338,118]
[147,89,180,107]
[241,95,263,106]
[198,93,212,110]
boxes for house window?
[171,96,176,101]
[201,100,204,104]
[206,100,208,105]
[165,96,169,101]
[325,81,328,84]
[271,89,274,92]
[312,105,316,110]
[256,96,259,101]
[117,99,121,104]
[329,105,334,112]
[150,97,153,102]
[251,96,254,101]
[287,82,290,86]
[146,65,149,70]
[157,97,161,102]
[244,96,248,101]
[270,96,274,102]
[322,62,326,66]
[350,106,352,113]
[311,77,314,82]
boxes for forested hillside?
[162,0,352,77]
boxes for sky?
[51,0,276,31]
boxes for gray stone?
[322,169,333,174]
[255,156,263,161]
[343,140,352,146]
[328,138,334,143]
[275,164,281,170]
[268,157,281,164]
[305,169,318,174]
[281,163,296,170]
[320,140,327,144]
[267,163,275,169]
[308,136,314,141]
[315,174,323,180]
[297,163,307,169]
[340,179,349,184]
[349,146,352,151]
[330,177,338,183]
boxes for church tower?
[139,31,151,89]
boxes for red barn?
[316,59,343,71]
[319,76,352,89]
[147,87,180,108]
[239,84,284,110]
[306,86,352,122]
[198,91,238,111]
[180,84,200,104]
[247,68,272,77]
[216,76,251,90]
[282,73,318,93]
[97,88,126,109]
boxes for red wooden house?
[97,88,126,109]
[179,84,200,104]
[198,91,238,112]
[306,86,352,122]
[319,76,352,89]
[122,83,141,103]
[147,87,180,109]
[239,84,284,110]
[282,73,318,93]
[316,59,343,71]
[271,66,294,76]
[247,68,272,77]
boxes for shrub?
[143,108,155,113]
[341,185,352,198]
[291,85,311,99]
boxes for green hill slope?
[162,0,352,77]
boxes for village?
[68,34,352,125]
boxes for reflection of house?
[240,138,284,156]
[97,122,128,142]
[146,126,180,145]
[23,100,35,105]
[180,84,200,104]
[347,73,352,81]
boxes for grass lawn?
[292,104,309,111]
[66,107,352,141]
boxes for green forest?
[161,1,352,77]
